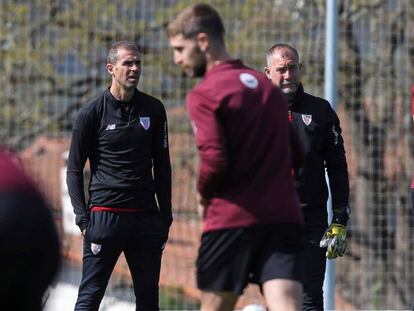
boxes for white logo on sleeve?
[332,125,339,145]
[106,124,116,130]
[301,114,312,126]
[139,117,151,130]
[163,121,168,148]
[239,73,258,89]
[91,243,102,255]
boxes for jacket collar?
[290,83,305,109]
[105,88,137,109]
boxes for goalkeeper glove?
[319,223,347,259]
[319,205,350,259]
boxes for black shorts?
[196,223,305,294]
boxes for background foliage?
[1,0,413,309]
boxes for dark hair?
[266,43,300,66]
[107,41,141,64]
[166,3,225,43]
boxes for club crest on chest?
[139,117,150,130]
[301,114,312,126]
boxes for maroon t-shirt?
[0,149,36,193]
[187,59,303,232]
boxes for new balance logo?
[106,124,116,130]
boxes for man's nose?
[284,69,293,80]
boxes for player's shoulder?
[136,90,163,105]
[0,149,36,192]
[72,91,106,128]
[137,90,165,108]
[193,60,271,99]
[302,91,333,112]
[79,91,106,117]
[136,90,167,118]
[212,60,268,85]
[300,91,339,125]
[237,66,271,89]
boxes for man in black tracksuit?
[67,41,172,311]
[265,44,350,311]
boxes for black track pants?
[74,211,167,311]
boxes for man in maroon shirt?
[167,4,304,311]
[0,148,60,311]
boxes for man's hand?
[78,216,89,237]
[319,223,347,259]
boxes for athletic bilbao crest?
[301,114,312,126]
[91,243,102,255]
[239,73,258,89]
[139,117,150,130]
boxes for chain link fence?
[1,0,413,309]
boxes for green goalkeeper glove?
[319,223,347,259]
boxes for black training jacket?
[66,88,172,231]
[290,85,349,226]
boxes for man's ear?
[196,32,209,52]
[264,66,271,79]
[106,63,114,75]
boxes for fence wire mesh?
[1,0,413,310]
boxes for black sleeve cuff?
[332,205,351,226]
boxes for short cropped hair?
[107,41,141,65]
[166,3,225,43]
[266,43,300,66]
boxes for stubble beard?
[191,62,206,78]
[281,83,298,102]
[185,46,207,78]
[283,89,296,103]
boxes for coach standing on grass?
[167,4,304,311]
[265,44,350,311]
[66,41,172,311]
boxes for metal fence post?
[323,0,338,310]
